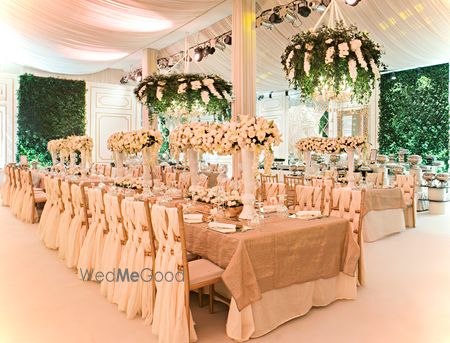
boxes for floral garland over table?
[281,21,383,104]
[296,136,367,153]
[134,73,233,121]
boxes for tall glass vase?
[187,149,199,186]
[303,150,312,175]
[51,152,57,166]
[239,147,257,220]
[142,146,155,193]
[115,151,125,177]
[69,152,77,167]
[347,148,355,186]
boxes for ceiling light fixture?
[298,1,311,17]
[345,0,360,6]
[215,41,226,51]
[284,8,302,27]
[223,35,232,45]
[193,47,204,62]
[391,72,397,80]
[269,9,283,24]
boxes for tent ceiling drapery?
[1,0,450,91]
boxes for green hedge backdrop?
[378,63,449,166]
[17,74,86,165]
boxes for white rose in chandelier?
[178,83,188,94]
[201,91,210,104]
[370,59,381,79]
[338,42,349,58]
[191,80,202,90]
[304,52,311,76]
[156,86,164,100]
[348,59,357,82]
[350,39,368,70]
[286,50,294,68]
[325,46,335,64]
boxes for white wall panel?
[0,74,17,167]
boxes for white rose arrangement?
[114,176,143,190]
[188,185,242,208]
[296,136,367,153]
[107,129,162,155]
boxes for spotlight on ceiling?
[269,9,283,24]
[345,0,360,6]
[205,45,216,55]
[194,47,204,62]
[285,8,302,27]
[215,40,226,51]
[310,0,328,12]
[120,75,128,84]
[298,2,311,17]
[223,35,232,45]
[391,73,397,80]
[184,54,193,62]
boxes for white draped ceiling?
[1,0,450,91]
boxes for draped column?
[141,48,158,129]
[232,0,256,178]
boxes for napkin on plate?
[261,205,277,213]
[295,210,322,219]
[183,213,204,224]
[208,222,236,233]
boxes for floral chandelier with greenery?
[281,15,384,104]
[134,73,233,121]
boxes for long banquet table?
[185,215,360,340]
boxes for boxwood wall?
[17,74,86,165]
[378,63,449,166]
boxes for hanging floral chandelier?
[134,73,233,121]
[281,1,384,104]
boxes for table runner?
[185,216,359,311]
[364,188,405,215]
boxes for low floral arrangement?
[69,136,94,153]
[107,129,162,155]
[281,21,384,104]
[296,136,367,152]
[134,73,232,121]
[47,138,67,153]
[188,185,242,208]
[114,177,143,190]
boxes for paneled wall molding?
[0,73,18,166]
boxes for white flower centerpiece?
[107,132,129,177]
[47,138,66,166]
[230,116,282,220]
[69,135,94,171]
[170,122,216,185]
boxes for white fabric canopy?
[1,0,449,90]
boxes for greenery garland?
[378,63,449,167]
[17,74,86,165]
[134,73,232,122]
[281,21,384,104]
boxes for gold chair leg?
[198,287,204,307]
[209,284,215,314]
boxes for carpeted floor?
[0,205,449,343]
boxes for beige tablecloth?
[185,216,359,310]
[364,188,405,215]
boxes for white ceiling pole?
[231,0,256,179]
[231,0,256,120]
[141,48,158,129]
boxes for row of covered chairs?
[1,164,47,223]
[37,175,221,342]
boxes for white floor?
[0,205,449,343]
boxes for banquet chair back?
[1,164,12,206]
[366,172,384,188]
[165,172,178,186]
[309,178,334,215]
[330,187,365,285]
[11,168,25,218]
[197,173,209,188]
[395,175,416,228]
[178,172,191,194]
[104,164,113,177]
[260,174,278,184]
[264,182,286,205]
[284,175,304,209]
[295,185,324,212]
[22,170,46,223]
[150,204,221,342]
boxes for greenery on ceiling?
[17,74,86,165]
[281,21,384,104]
[134,73,232,123]
[378,63,449,166]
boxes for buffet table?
[362,188,406,242]
[185,216,359,340]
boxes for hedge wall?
[17,74,86,165]
[378,63,449,166]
